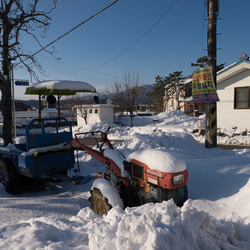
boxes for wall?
[99,106,114,124]
[217,70,250,130]
[77,104,114,126]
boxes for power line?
[36,57,115,84]
[19,0,75,41]
[30,0,119,58]
[18,47,122,82]
[91,0,178,69]
[50,0,75,17]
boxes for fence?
[0,110,76,124]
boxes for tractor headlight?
[173,174,184,185]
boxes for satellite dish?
[47,95,56,105]
[94,95,99,104]
[106,99,112,104]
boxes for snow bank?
[1,200,249,250]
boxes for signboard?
[15,80,29,86]
[192,67,219,102]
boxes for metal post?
[11,64,16,138]
[205,0,219,148]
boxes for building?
[164,77,192,112]
[163,76,206,116]
[76,104,115,126]
[217,54,250,130]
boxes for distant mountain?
[137,83,156,104]
[14,83,157,109]
[97,83,156,105]
[19,100,39,109]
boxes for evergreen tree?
[148,71,184,112]
[191,56,225,72]
[165,71,184,110]
[147,75,166,113]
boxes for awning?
[25,80,96,95]
[24,80,96,120]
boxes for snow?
[21,143,70,156]
[126,149,186,173]
[1,110,250,249]
[29,80,96,92]
[0,143,22,152]
[103,148,127,177]
[91,178,124,210]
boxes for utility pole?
[205,0,219,148]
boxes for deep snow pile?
[1,200,248,250]
[0,110,250,249]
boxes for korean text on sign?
[192,67,219,102]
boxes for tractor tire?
[167,185,188,207]
[176,185,188,207]
[0,159,18,194]
[89,187,112,215]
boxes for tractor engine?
[123,149,189,207]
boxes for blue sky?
[13,0,250,99]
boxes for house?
[163,76,206,116]
[76,104,115,126]
[217,54,250,130]
[182,95,206,117]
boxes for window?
[234,87,250,109]
[95,109,98,114]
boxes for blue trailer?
[0,80,99,193]
[0,117,75,194]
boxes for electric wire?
[91,0,178,69]
[22,51,121,84]
[18,0,75,40]
[36,57,113,85]
[29,0,119,59]
[14,0,119,68]
[36,53,120,80]
[50,0,75,17]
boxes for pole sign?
[15,80,29,86]
[192,67,219,102]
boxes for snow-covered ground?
[1,110,250,249]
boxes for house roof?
[75,104,116,108]
[217,54,250,84]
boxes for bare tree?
[66,94,94,125]
[0,0,57,145]
[112,71,143,127]
[76,104,92,125]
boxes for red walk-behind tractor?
[68,128,188,215]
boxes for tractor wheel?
[89,188,112,215]
[0,159,18,194]
[176,185,188,207]
[167,185,188,207]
